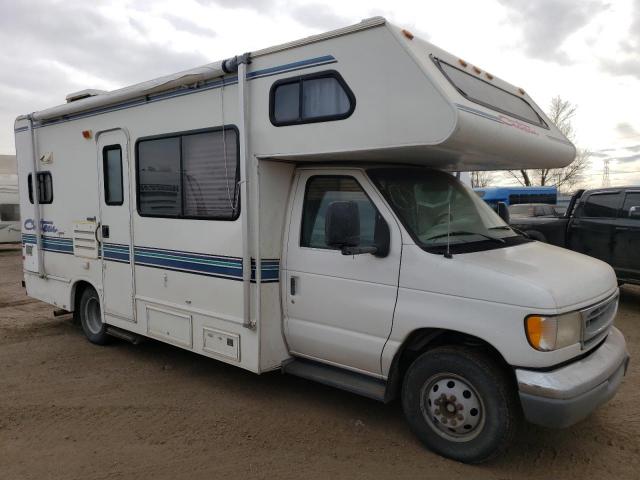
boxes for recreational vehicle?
[15,18,628,463]
[0,185,20,243]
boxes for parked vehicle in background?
[474,186,557,207]
[0,184,20,243]
[509,203,559,218]
[510,187,640,285]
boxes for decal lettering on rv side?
[24,218,58,233]
[497,115,539,136]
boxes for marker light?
[82,130,92,139]
[473,66,481,74]
[525,312,582,351]
[458,59,468,68]
[485,72,494,80]
[518,88,526,95]
[401,29,414,40]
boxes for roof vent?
[65,89,107,103]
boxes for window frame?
[299,174,386,251]
[102,144,124,206]
[269,70,356,127]
[620,190,640,218]
[27,171,53,205]
[134,125,241,221]
[431,56,549,129]
[581,191,623,219]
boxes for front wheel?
[78,287,110,345]
[401,346,520,463]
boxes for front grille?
[580,292,619,349]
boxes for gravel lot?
[1,245,639,479]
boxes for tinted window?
[583,193,621,218]
[28,172,53,204]
[137,128,239,219]
[271,71,354,126]
[0,204,19,221]
[301,176,378,249]
[103,145,123,205]
[436,58,545,127]
[273,82,299,123]
[622,192,640,218]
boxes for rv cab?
[14,17,628,463]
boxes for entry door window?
[103,145,124,205]
[300,176,379,249]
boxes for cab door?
[612,190,640,282]
[97,130,135,324]
[568,191,623,265]
[283,170,401,376]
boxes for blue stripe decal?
[455,103,505,125]
[14,55,337,132]
[22,235,280,282]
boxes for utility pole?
[602,159,610,188]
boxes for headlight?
[525,312,582,351]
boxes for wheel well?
[384,329,515,403]
[70,280,95,315]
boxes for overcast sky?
[1,0,639,187]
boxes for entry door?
[97,130,135,322]
[283,171,401,376]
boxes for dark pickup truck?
[509,187,640,285]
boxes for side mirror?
[497,201,510,224]
[629,206,640,219]
[325,201,361,248]
[325,201,388,256]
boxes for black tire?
[78,287,110,345]
[401,346,520,464]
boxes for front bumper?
[515,327,629,428]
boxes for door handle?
[290,276,297,296]
[101,225,110,239]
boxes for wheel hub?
[421,374,484,441]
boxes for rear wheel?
[401,346,520,463]
[78,287,110,345]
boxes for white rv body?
[15,18,627,462]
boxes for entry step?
[283,358,386,402]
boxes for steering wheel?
[433,211,450,225]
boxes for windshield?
[368,168,519,251]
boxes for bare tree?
[470,171,495,188]
[507,96,590,189]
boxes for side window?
[270,71,355,126]
[136,127,239,220]
[0,204,19,221]
[582,193,621,218]
[28,172,53,204]
[300,176,379,249]
[621,192,640,218]
[103,145,123,205]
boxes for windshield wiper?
[426,231,506,244]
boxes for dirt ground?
[1,246,639,480]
